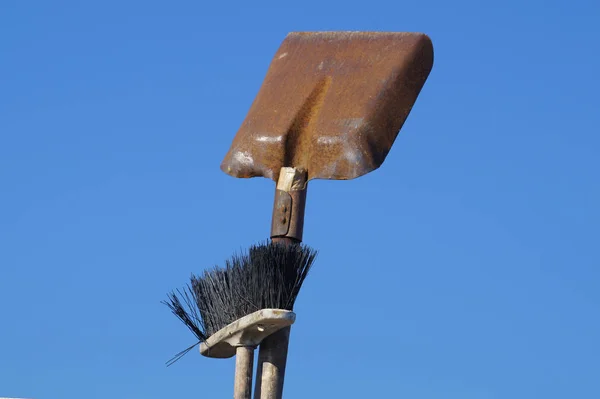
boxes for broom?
[163,241,317,398]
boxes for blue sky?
[1,0,599,398]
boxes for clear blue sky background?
[1,1,598,398]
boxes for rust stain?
[221,31,434,182]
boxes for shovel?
[220,31,434,398]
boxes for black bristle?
[163,241,317,366]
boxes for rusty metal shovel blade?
[221,31,434,182]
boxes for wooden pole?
[254,167,307,399]
[234,346,255,399]
[253,327,290,399]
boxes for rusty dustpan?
[220,31,434,399]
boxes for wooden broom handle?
[234,346,255,399]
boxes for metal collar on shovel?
[221,31,434,398]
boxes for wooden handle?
[253,327,291,399]
[256,167,308,398]
[234,346,254,399]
